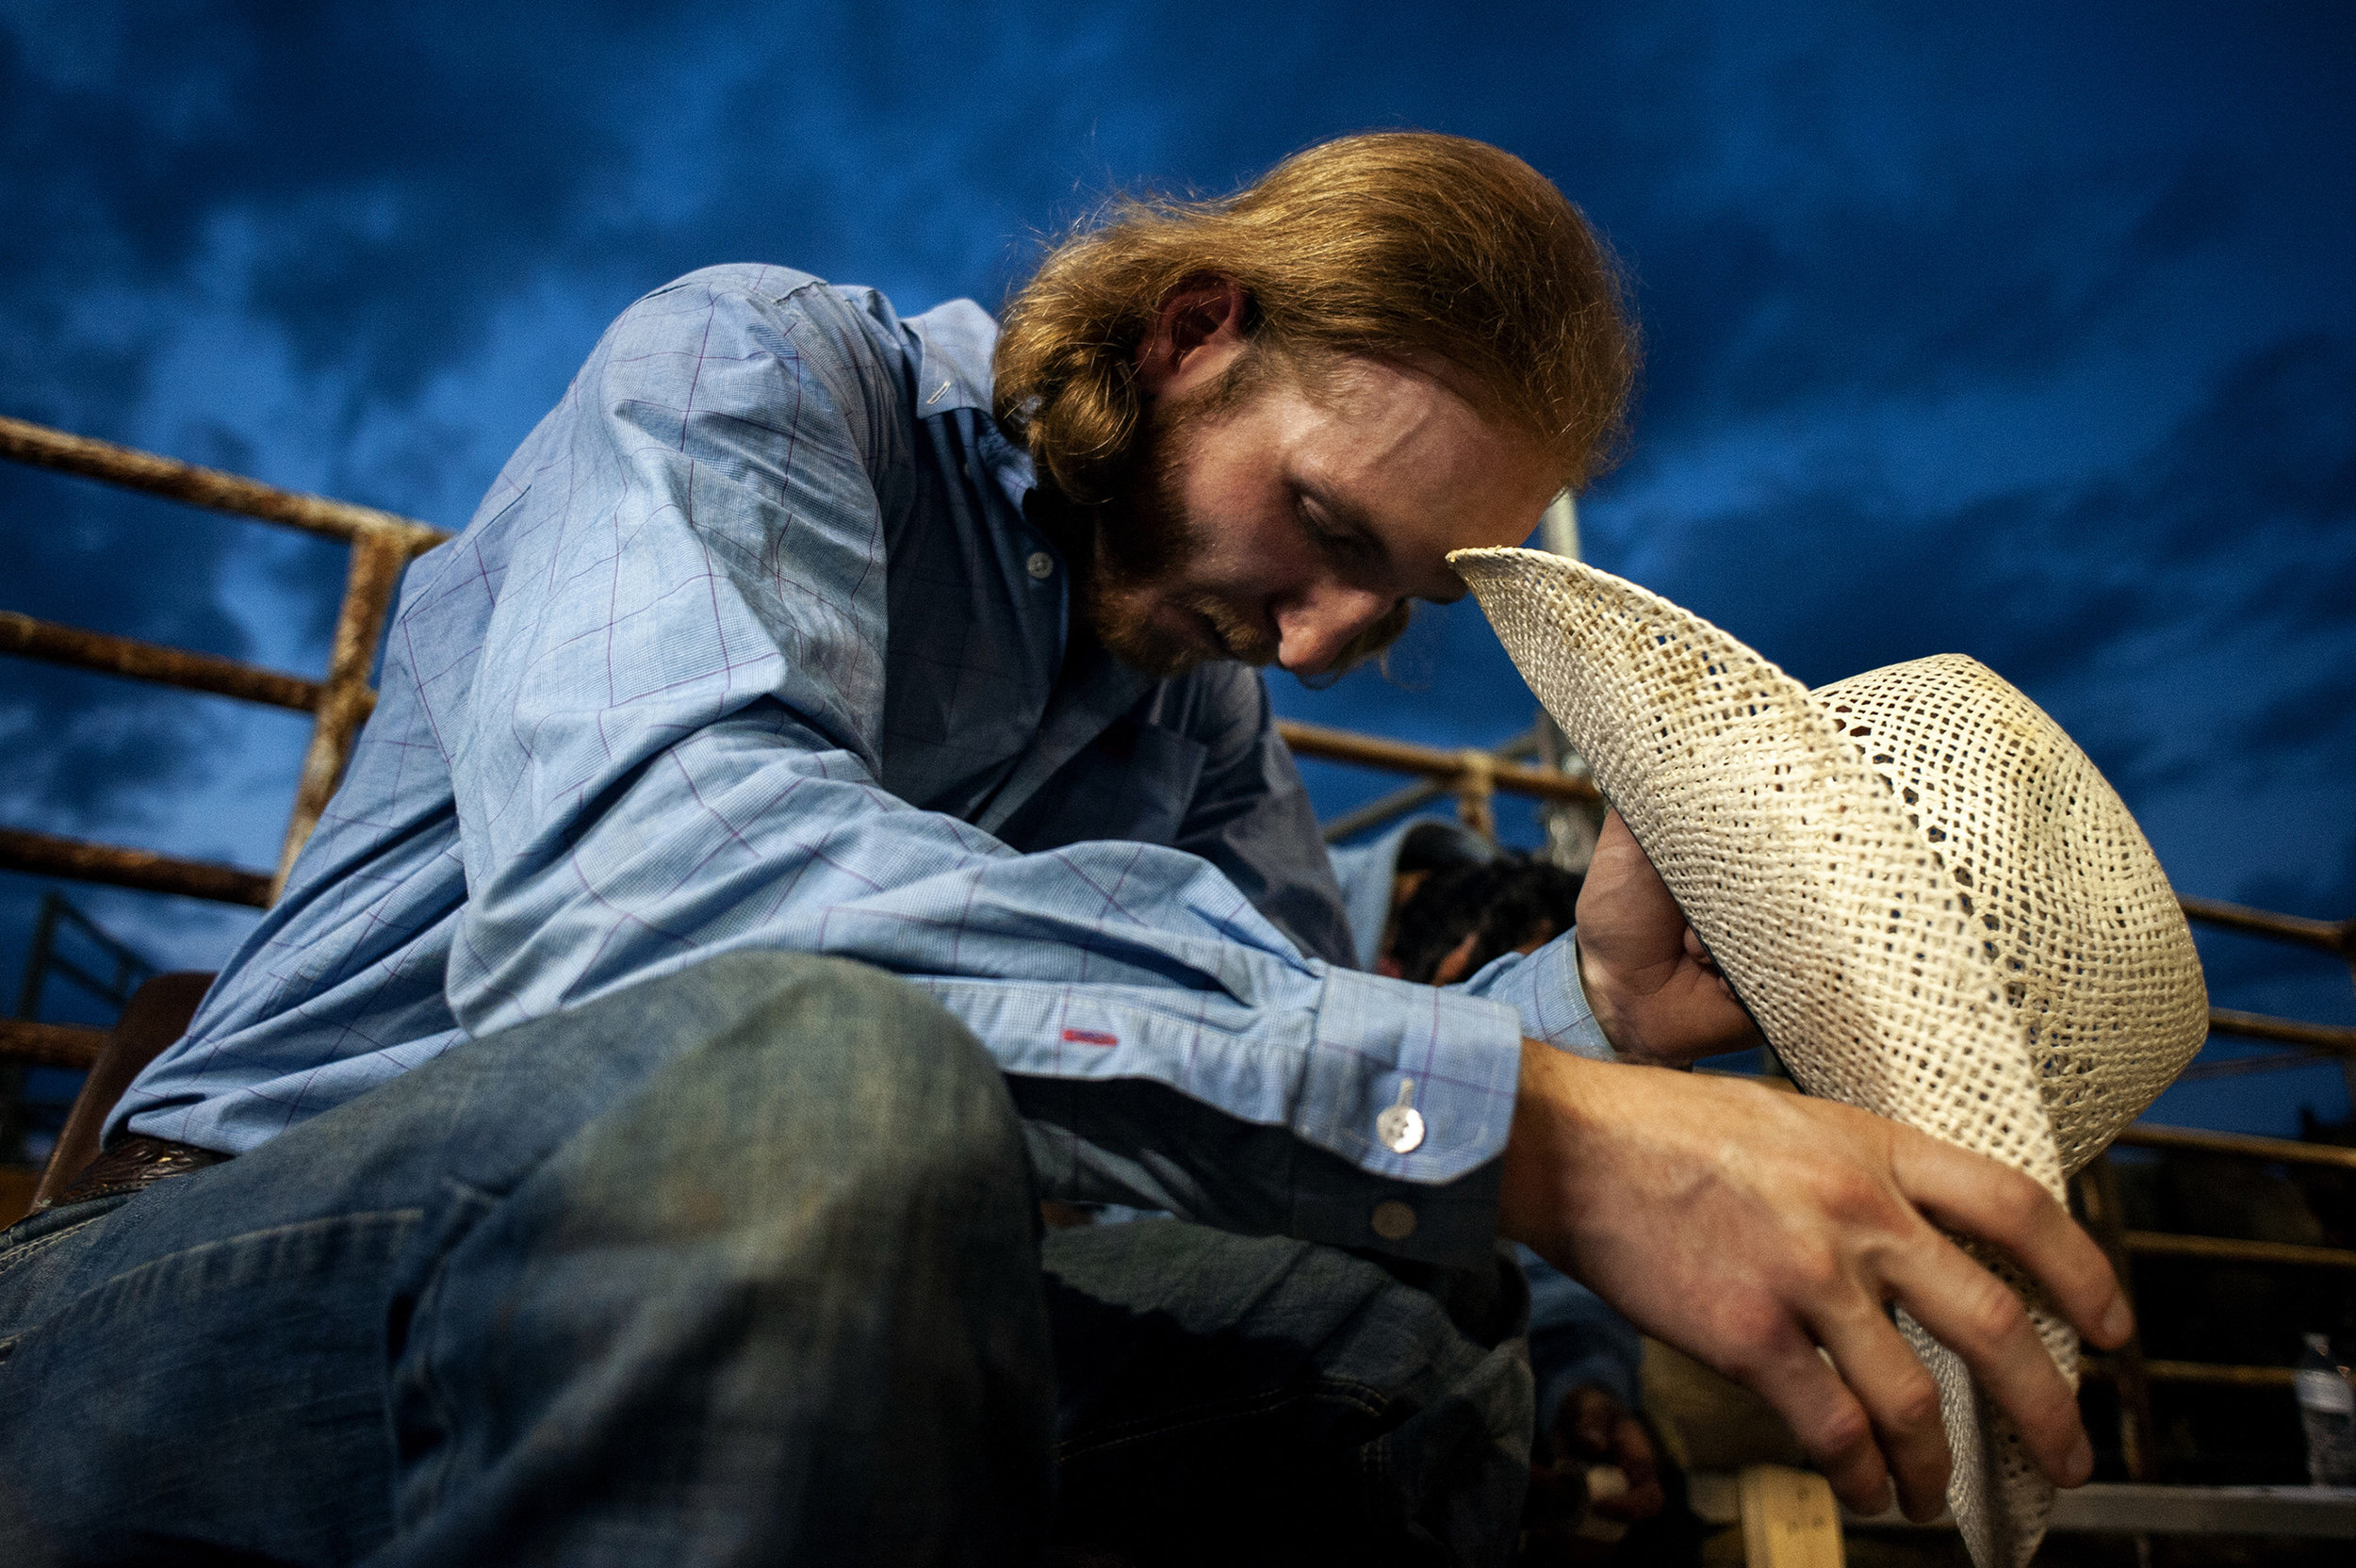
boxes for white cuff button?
[1375,1079,1424,1154]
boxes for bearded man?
[0,135,2130,1566]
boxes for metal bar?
[2181,1049,2348,1082]
[1452,749,1497,842]
[2121,1230,2356,1270]
[2046,1483,2356,1538]
[2084,1358,2299,1390]
[2075,1158,2157,1479]
[2115,1121,2356,1171]
[1316,727,1541,844]
[0,611,321,711]
[0,1017,106,1071]
[2179,894,2354,957]
[41,952,132,1011]
[1277,720,1601,805]
[1697,1475,2356,1538]
[0,827,271,908]
[13,891,59,1021]
[0,414,450,555]
[44,891,154,974]
[2206,1006,2356,1055]
[272,532,404,892]
[1321,776,1449,843]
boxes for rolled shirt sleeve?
[1460,933,1618,1062]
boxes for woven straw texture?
[1448,548,2206,1568]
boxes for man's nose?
[1275,582,1395,675]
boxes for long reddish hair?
[993,132,1639,508]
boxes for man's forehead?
[1290,373,1554,565]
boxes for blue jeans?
[0,952,1531,1565]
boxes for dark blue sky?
[3,1,2350,1133]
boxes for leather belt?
[51,1135,228,1208]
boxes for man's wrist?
[1573,934,1632,1058]
[1497,1038,1604,1251]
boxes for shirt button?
[1375,1080,1424,1154]
[1371,1200,1417,1242]
[1025,551,1055,580]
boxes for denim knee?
[382,953,1056,1563]
[636,946,1032,1200]
[518,950,1039,1270]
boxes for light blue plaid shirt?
[117,267,1610,1264]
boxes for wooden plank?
[1738,1464,1844,1568]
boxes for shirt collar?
[905,298,999,418]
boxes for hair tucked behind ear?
[992,132,1639,507]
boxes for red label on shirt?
[1060,1028,1119,1047]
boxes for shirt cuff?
[1456,930,1618,1061]
[1295,966,1526,1184]
[1289,1143,1508,1269]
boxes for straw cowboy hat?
[1448,547,2207,1568]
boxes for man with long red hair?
[1,134,2127,1565]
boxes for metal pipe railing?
[0,416,449,908]
[2121,1231,2356,1272]
[0,414,446,553]
[2178,894,2356,958]
[0,827,272,908]
[1317,727,1542,844]
[1276,719,1598,852]
[2080,1118,2356,1480]
[2085,1359,2296,1390]
[2115,1122,2356,1170]
[0,610,322,711]
[2202,1006,2356,1057]
[0,1018,106,1071]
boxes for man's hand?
[1574,808,1759,1066]
[1497,1047,2135,1522]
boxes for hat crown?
[1813,655,2207,1174]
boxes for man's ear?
[1135,276,1249,400]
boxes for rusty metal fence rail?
[0,416,450,1070]
[0,415,450,894]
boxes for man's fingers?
[1881,1128,2109,1486]
[1881,1226,2095,1487]
[1890,1129,2133,1349]
[1745,1333,1896,1516]
[1810,1300,1955,1521]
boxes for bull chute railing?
[0,416,449,1069]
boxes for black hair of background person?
[1388,856,1583,986]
